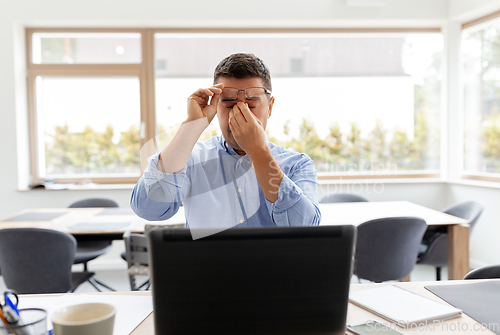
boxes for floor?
[0,264,447,293]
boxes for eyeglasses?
[220,87,272,102]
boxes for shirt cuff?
[143,152,187,189]
[268,175,303,213]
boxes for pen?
[0,306,21,335]
[3,293,19,324]
[2,291,28,335]
[0,306,8,325]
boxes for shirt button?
[240,219,244,224]
[239,158,243,163]
[238,188,242,193]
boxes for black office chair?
[0,228,94,294]
[463,265,500,280]
[320,193,368,203]
[354,217,427,283]
[417,201,484,280]
[69,197,119,291]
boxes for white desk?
[0,201,469,279]
[101,280,494,334]
[318,201,470,280]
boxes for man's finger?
[189,95,206,105]
[233,103,249,123]
[236,102,257,123]
[229,119,240,137]
[229,109,241,128]
[202,88,215,97]
[208,85,223,95]
[192,90,210,101]
[210,92,220,106]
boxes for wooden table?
[53,280,490,335]
[0,201,470,279]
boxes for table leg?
[447,224,470,280]
[398,274,411,282]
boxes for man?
[131,53,320,239]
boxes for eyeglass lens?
[221,87,267,101]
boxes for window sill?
[18,183,136,192]
[18,177,449,191]
[447,178,500,190]
[317,178,445,185]
[17,178,500,192]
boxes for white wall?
[449,0,500,21]
[446,183,500,267]
[318,181,448,209]
[1,0,500,271]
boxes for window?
[31,32,142,64]
[26,29,153,185]
[154,31,443,179]
[462,17,500,181]
[27,28,442,185]
[36,76,140,176]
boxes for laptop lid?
[148,225,356,335]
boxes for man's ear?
[268,97,275,118]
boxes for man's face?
[216,77,275,154]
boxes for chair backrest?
[441,201,484,232]
[123,230,149,267]
[69,197,119,208]
[320,193,368,203]
[123,224,186,267]
[144,223,185,234]
[463,265,500,280]
[0,228,76,294]
[354,217,427,283]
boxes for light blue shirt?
[131,135,321,237]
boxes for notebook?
[349,285,462,326]
[148,226,356,335]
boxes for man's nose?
[235,90,246,102]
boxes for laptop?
[148,226,356,335]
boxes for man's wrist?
[182,116,208,124]
[245,143,270,160]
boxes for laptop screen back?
[148,226,356,335]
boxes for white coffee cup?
[51,303,116,335]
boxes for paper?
[349,285,462,326]
[5,212,66,221]
[18,294,153,335]
[97,208,135,216]
[67,222,131,231]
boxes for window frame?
[26,27,442,185]
[26,28,156,184]
[460,11,500,183]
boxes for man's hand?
[228,102,268,157]
[229,102,283,202]
[185,83,223,124]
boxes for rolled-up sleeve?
[266,155,321,227]
[130,153,190,221]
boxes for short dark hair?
[213,53,272,92]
